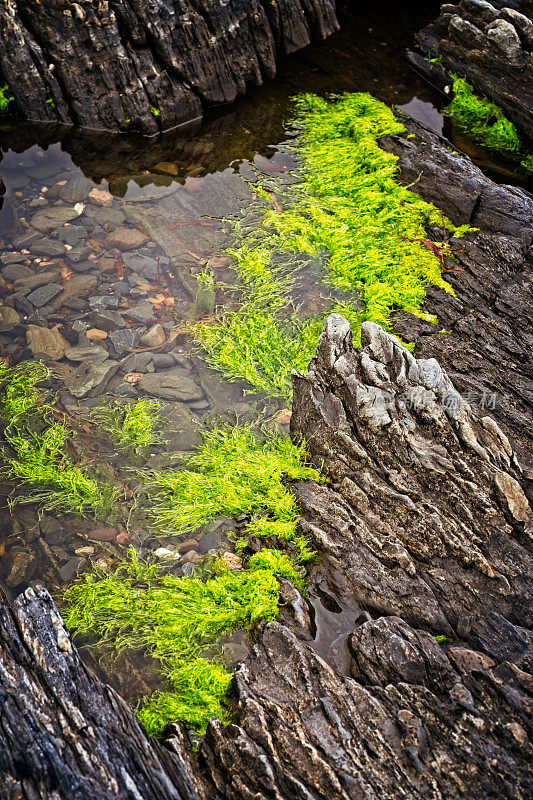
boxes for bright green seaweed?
[445,74,533,174]
[194,92,472,398]
[0,361,116,516]
[64,545,308,735]
[91,398,162,457]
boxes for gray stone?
[137,370,204,402]
[68,247,92,263]
[140,323,165,347]
[124,302,154,323]
[0,306,20,325]
[122,252,158,277]
[111,281,130,296]
[65,345,109,362]
[57,225,88,246]
[68,260,94,273]
[26,283,63,308]
[1,252,27,265]
[59,556,85,582]
[88,295,120,309]
[104,227,148,251]
[91,207,125,229]
[151,353,176,370]
[29,239,67,257]
[89,309,124,331]
[2,264,33,281]
[14,272,58,295]
[13,293,35,317]
[59,175,93,204]
[109,328,141,355]
[65,359,119,397]
[30,205,82,232]
[51,274,98,307]
[5,550,35,587]
[121,351,153,372]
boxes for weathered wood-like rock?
[0,0,338,134]
[410,0,533,143]
[0,585,198,800]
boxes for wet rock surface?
[0,0,338,133]
[410,0,533,143]
[380,114,533,470]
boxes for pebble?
[140,323,165,347]
[66,359,119,397]
[58,225,88,246]
[59,175,93,203]
[5,550,36,587]
[2,264,33,281]
[86,527,117,542]
[29,239,67,257]
[137,370,204,402]
[151,353,175,370]
[104,227,148,251]
[74,545,95,557]
[0,306,21,325]
[124,302,154,323]
[26,324,69,359]
[86,328,108,341]
[26,282,63,307]
[31,205,82,232]
[89,308,124,331]
[59,556,85,583]
[88,187,114,207]
[109,328,141,355]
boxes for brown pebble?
[116,532,130,545]
[177,538,199,554]
[86,527,117,542]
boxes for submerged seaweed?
[194,92,472,397]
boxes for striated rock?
[411,0,533,143]
[137,370,204,402]
[0,585,198,800]
[26,324,68,359]
[104,227,149,251]
[65,359,119,398]
[0,0,338,134]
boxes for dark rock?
[64,345,109,363]
[415,0,533,143]
[121,351,153,373]
[137,370,204,402]
[65,359,119,398]
[59,556,84,583]
[122,252,158,277]
[57,224,88,246]
[0,0,338,134]
[14,271,58,295]
[151,353,176,370]
[29,239,67,257]
[89,309,124,331]
[108,328,141,356]
[124,302,155,324]
[2,264,33,281]
[26,282,62,308]
[4,550,35,588]
[13,293,35,317]
[30,205,83,232]
[59,175,93,204]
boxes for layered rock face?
[0,0,338,134]
[411,0,533,143]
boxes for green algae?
[193,91,472,398]
[63,546,307,735]
[445,74,533,174]
[91,398,162,458]
[145,424,322,563]
[0,84,14,113]
[0,361,116,517]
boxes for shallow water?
[0,0,523,699]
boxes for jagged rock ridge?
[0,0,338,134]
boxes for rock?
[137,370,204,402]
[85,328,108,341]
[59,556,84,583]
[91,207,126,229]
[121,351,153,373]
[124,303,155,323]
[0,306,20,325]
[152,162,181,177]
[88,187,114,207]
[51,273,98,307]
[1,252,27,265]
[122,252,158,277]
[14,271,58,295]
[30,205,83,232]
[2,264,33,281]
[26,324,68,359]
[65,359,119,397]
[140,323,165,347]
[108,328,141,355]
[4,550,35,587]
[89,309,124,331]
[151,353,176,370]
[104,227,148,251]
[57,224,87,246]
[415,0,533,143]
[64,345,109,363]
[0,0,337,133]
[26,282,62,307]
[29,239,66,257]
[59,175,93,204]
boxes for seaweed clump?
[0,361,116,516]
[64,543,308,734]
[145,424,322,562]
[194,92,472,397]
[63,425,320,734]
[91,398,162,457]
[445,74,533,174]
